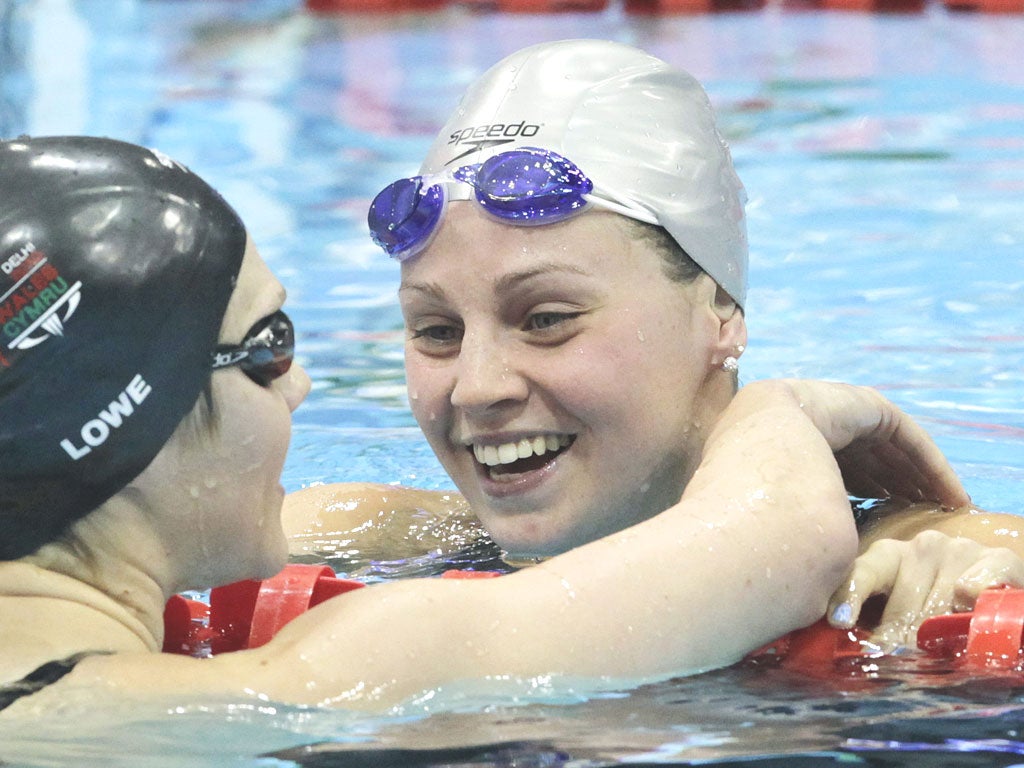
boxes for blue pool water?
[1,0,1024,765]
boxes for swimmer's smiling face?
[400,203,735,558]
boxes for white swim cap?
[420,39,749,307]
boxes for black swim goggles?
[211,310,294,386]
[367,147,657,261]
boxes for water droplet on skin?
[560,578,577,600]
[637,329,646,342]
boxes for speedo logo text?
[447,121,542,146]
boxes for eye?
[408,322,463,352]
[526,311,582,332]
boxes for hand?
[826,530,1024,649]
[775,380,970,508]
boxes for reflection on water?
[1,1,1023,765]
[5,649,1024,766]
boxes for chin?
[258,529,290,578]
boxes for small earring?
[722,356,739,373]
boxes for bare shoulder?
[282,483,469,536]
[859,499,1024,557]
[282,482,478,562]
[285,482,465,518]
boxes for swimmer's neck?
[0,560,159,683]
[9,501,183,663]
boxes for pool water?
[1,0,1023,765]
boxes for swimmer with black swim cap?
[0,135,321,701]
[0,136,248,559]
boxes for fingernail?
[831,602,853,626]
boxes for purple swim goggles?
[367,147,658,261]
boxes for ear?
[710,285,747,368]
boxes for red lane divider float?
[162,565,499,655]
[748,587,1024,672]
[163,564,363,655]
[918,586,1024,669]
[166,567,1024,674]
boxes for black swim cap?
[0,136,247,560]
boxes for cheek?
[557,336,646,407]
[213,380,291,482]
[564,328,700,436]
[405,357,450,430]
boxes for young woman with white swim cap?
[288,39,1024,649]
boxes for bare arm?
[281,384,1013,661]
[858,501,1024,556]
[781,383,1024,643]
[72,380,895,709]
[282,482,480,566]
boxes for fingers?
[836,430,968,509]
[834,445,895,502]
[827,538,904,629]
[954,549,1024,606]
[873,557,959,647]
[826,384,970,508]
[870,401,970,508]
[876,545,1024,647]
[827,534,1024,649]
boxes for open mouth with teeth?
[471,435,574,476]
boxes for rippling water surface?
[1,0,1023,765]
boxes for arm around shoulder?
[66,380,877,711]
[244,379,863,707]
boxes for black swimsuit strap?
[0,652,105,712]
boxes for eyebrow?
[399,262,594,300]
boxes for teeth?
[472,435,572,467]
[498,443,519,464]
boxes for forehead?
[220,238,285,339]
[399,204,650,291]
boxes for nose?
[278,363,311,413]
[449,331,528,414]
